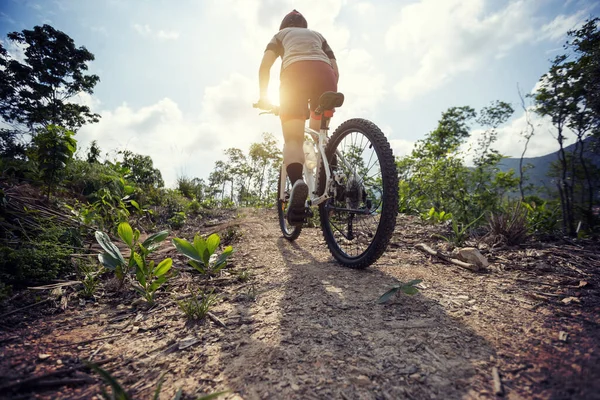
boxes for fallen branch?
[208,312,227,328]
[0,356,117,392]
[0,299,51,319]
[56,334,121,348]
[492,367,504,396]
[415,243,479,271]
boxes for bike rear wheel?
[318,118,398,268]
[277,168,302,241]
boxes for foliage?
[177,288,218,321]
[168,211,187,230]
[30,125,77,200]
[0,24,100,131]
[0,223,75,286]
[532,17,600,235]
[172,233,233,276]
[95,223,171,303]
[397,100,518,225]
[485,201,529,246]
[378,279,422,304]
[436,214,484,247]
[77,261,103,298]
[522,200,561,235]
[421,207,452,224]
[120,150,164,189]
[86,362,230,400]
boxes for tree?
[0,24,100,132]
[120,150,164,189]
[533,18,600,235]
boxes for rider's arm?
[259,50,278,100]
[321,39,339,83]
[331,58,339,83]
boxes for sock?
[286,163,303,185]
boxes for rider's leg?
[281,118,305,184]
[281,117,308,225]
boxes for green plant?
[0,223,75,285]
[436,214,484,247]
[31,125,77,200]
[86,362,229,400]
[172,233,233,276]
[421,207,452,224]
[378,279,422,303]
[522,200,560,235]
[236,268,251,283]
[485,201,529,245]
[95,223,172,304]
[78,261,103,298]
[168,211,186,230]
[178,288,218,320]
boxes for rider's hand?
[255,97,272,110]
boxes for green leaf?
[149,275,168,292]
[130,200,141,211]
[405,279,423,287]
[196,391,231,400]
[206,234,220,255]
[172,238,200,261]
[189,260,206,274]
[95,231,126,265]
[133,229,140,243]
[193,235,207,260]
[118,222,134,248]
[142,230,169,251]
[172,388,183,400]
[98,252,119,270]
[85,362,132,400]
[136,265,146,287]
[133,252,143,269]
[123,185,135,195]
[153,373,166,400]
[377,287,399,304]
[153,258,173,277]
[214,246,233,269]
[401,286,419,295]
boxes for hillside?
[498,136,600,195]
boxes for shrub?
[0,224,75,285]
[485,201,529,245]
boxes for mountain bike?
[254,91,399,269]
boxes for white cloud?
[77,73,282,187]
[1,39,28,63]
[385,0,588,102]
[133,23,180,41]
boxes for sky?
[0,0,598,187]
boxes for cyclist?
[256,9,339,225]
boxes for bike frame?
[279,124,353,207]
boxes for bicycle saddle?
[318,92,345,110]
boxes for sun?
[268,83,280,106]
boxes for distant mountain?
[497,136,600,195]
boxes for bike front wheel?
[277,168,302,241]
[318,118,399,268]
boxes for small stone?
[561,297,580,305]
[38,354,51,360]
[351,331,362,337]
[559,331,569,342]
[331,331,338,336]
[291,383,300,391]
[352,375,371,386]
[56,359,63,365]
[457,247,489,268]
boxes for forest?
[0,17,599,400]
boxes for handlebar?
[253,102,280,116]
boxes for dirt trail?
[1,209,599,399]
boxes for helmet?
[279,9,308,30]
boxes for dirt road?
[1,209,599,399]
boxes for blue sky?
[1,0,598,186]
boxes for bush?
[0,225,75,285]
[485,201,529,246]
